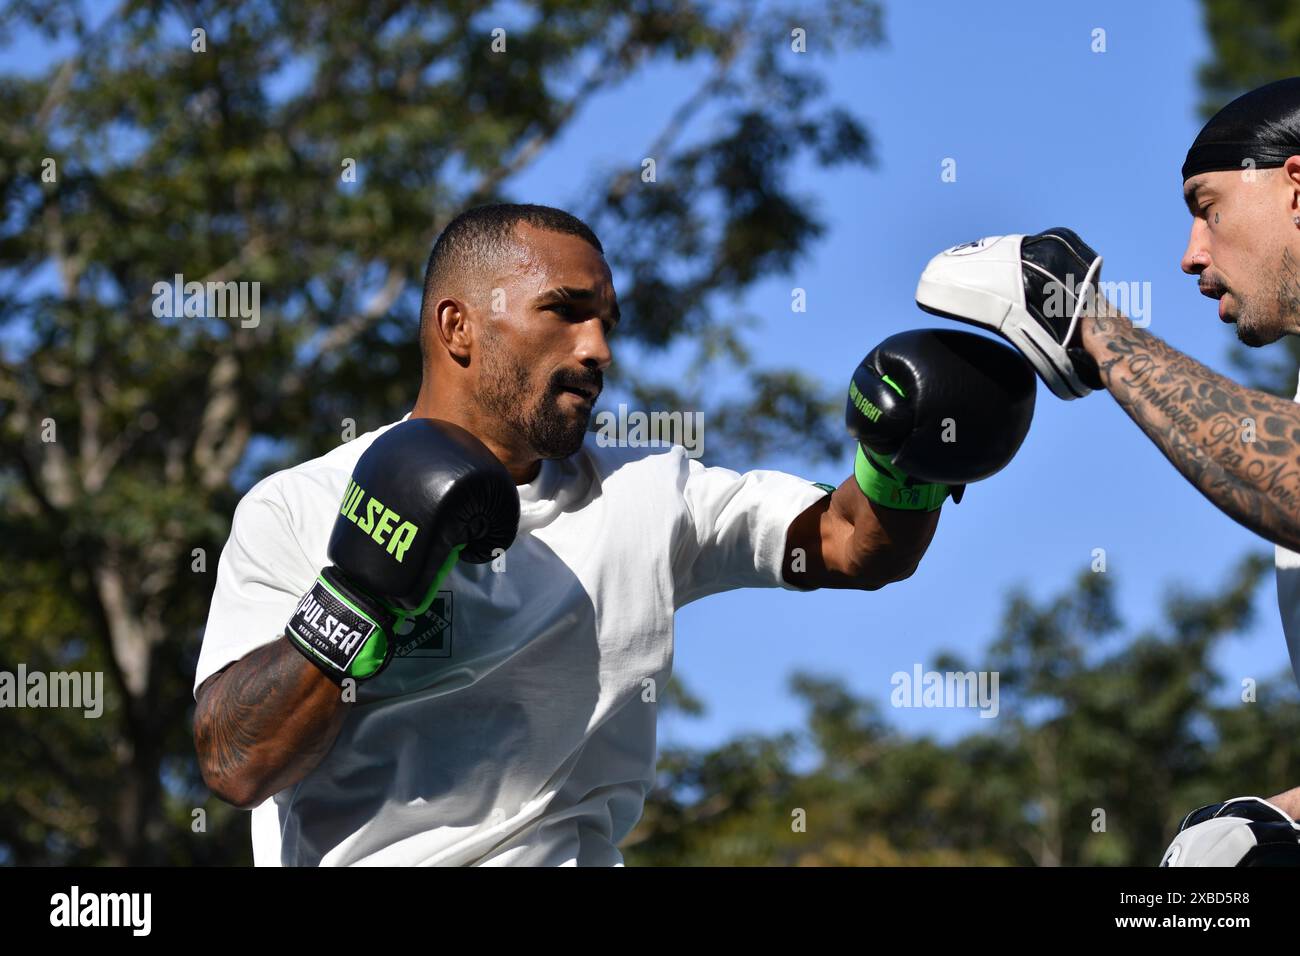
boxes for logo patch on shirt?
[393,592,453,659]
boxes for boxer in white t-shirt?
[192,202,1034,865]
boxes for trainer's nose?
[1181,219,1211,276]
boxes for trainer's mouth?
[1199,283,1234,322]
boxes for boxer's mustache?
[552,373,602,399]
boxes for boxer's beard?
[476,336,590,459]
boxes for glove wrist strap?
[285,567,394,685]
[854,445,949,512]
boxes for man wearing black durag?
[910,78,1300,861]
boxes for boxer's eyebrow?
[535,286,621,325]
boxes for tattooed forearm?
[1079,307,1300,551]
[193,638,349,808]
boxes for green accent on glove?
[389,543,465,633]
[853,445,950,512]
[316,574,391,681]
[880,374,906,398]
[289,544,468,685]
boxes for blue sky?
[6,2,1294,753]
[506,0,1300,751]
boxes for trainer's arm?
[193,639,350,809]
[783,481,940,590]
[1266,786,1300,819]
[1078,304,1300,553]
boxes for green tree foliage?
[0,0,884,863]
[623,12,1300,868]
[628,555,1300,865]
[1195,0,1300,119]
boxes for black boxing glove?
[845,328,1035,510]
[285,418,520,684]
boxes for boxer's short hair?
[419,203,604,358]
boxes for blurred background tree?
[2,0,1297,867]
[620,0,1300,868]
[0,0,883,864]
[627,555,1300,865]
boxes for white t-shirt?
[1276,371,1300,688]
[195,416,829,866]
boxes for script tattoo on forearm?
[1084,309,1300,552]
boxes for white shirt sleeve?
[1275,369,1300,689]
[672,451,831,608]
[194,480,319,697]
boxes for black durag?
[1182,77,1300,181]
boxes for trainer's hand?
[915,227,1106,399]
[845,328,1035,510]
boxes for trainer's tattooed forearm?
[193,638,346,805]
[1082,308,1300,552]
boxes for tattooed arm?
[193,640,350,809]
[1077,303,1300,552]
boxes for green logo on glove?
[848,381,884,423]
[339,479,420,562]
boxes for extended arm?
[1079,304,1300,552]
[783,483,939,590]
